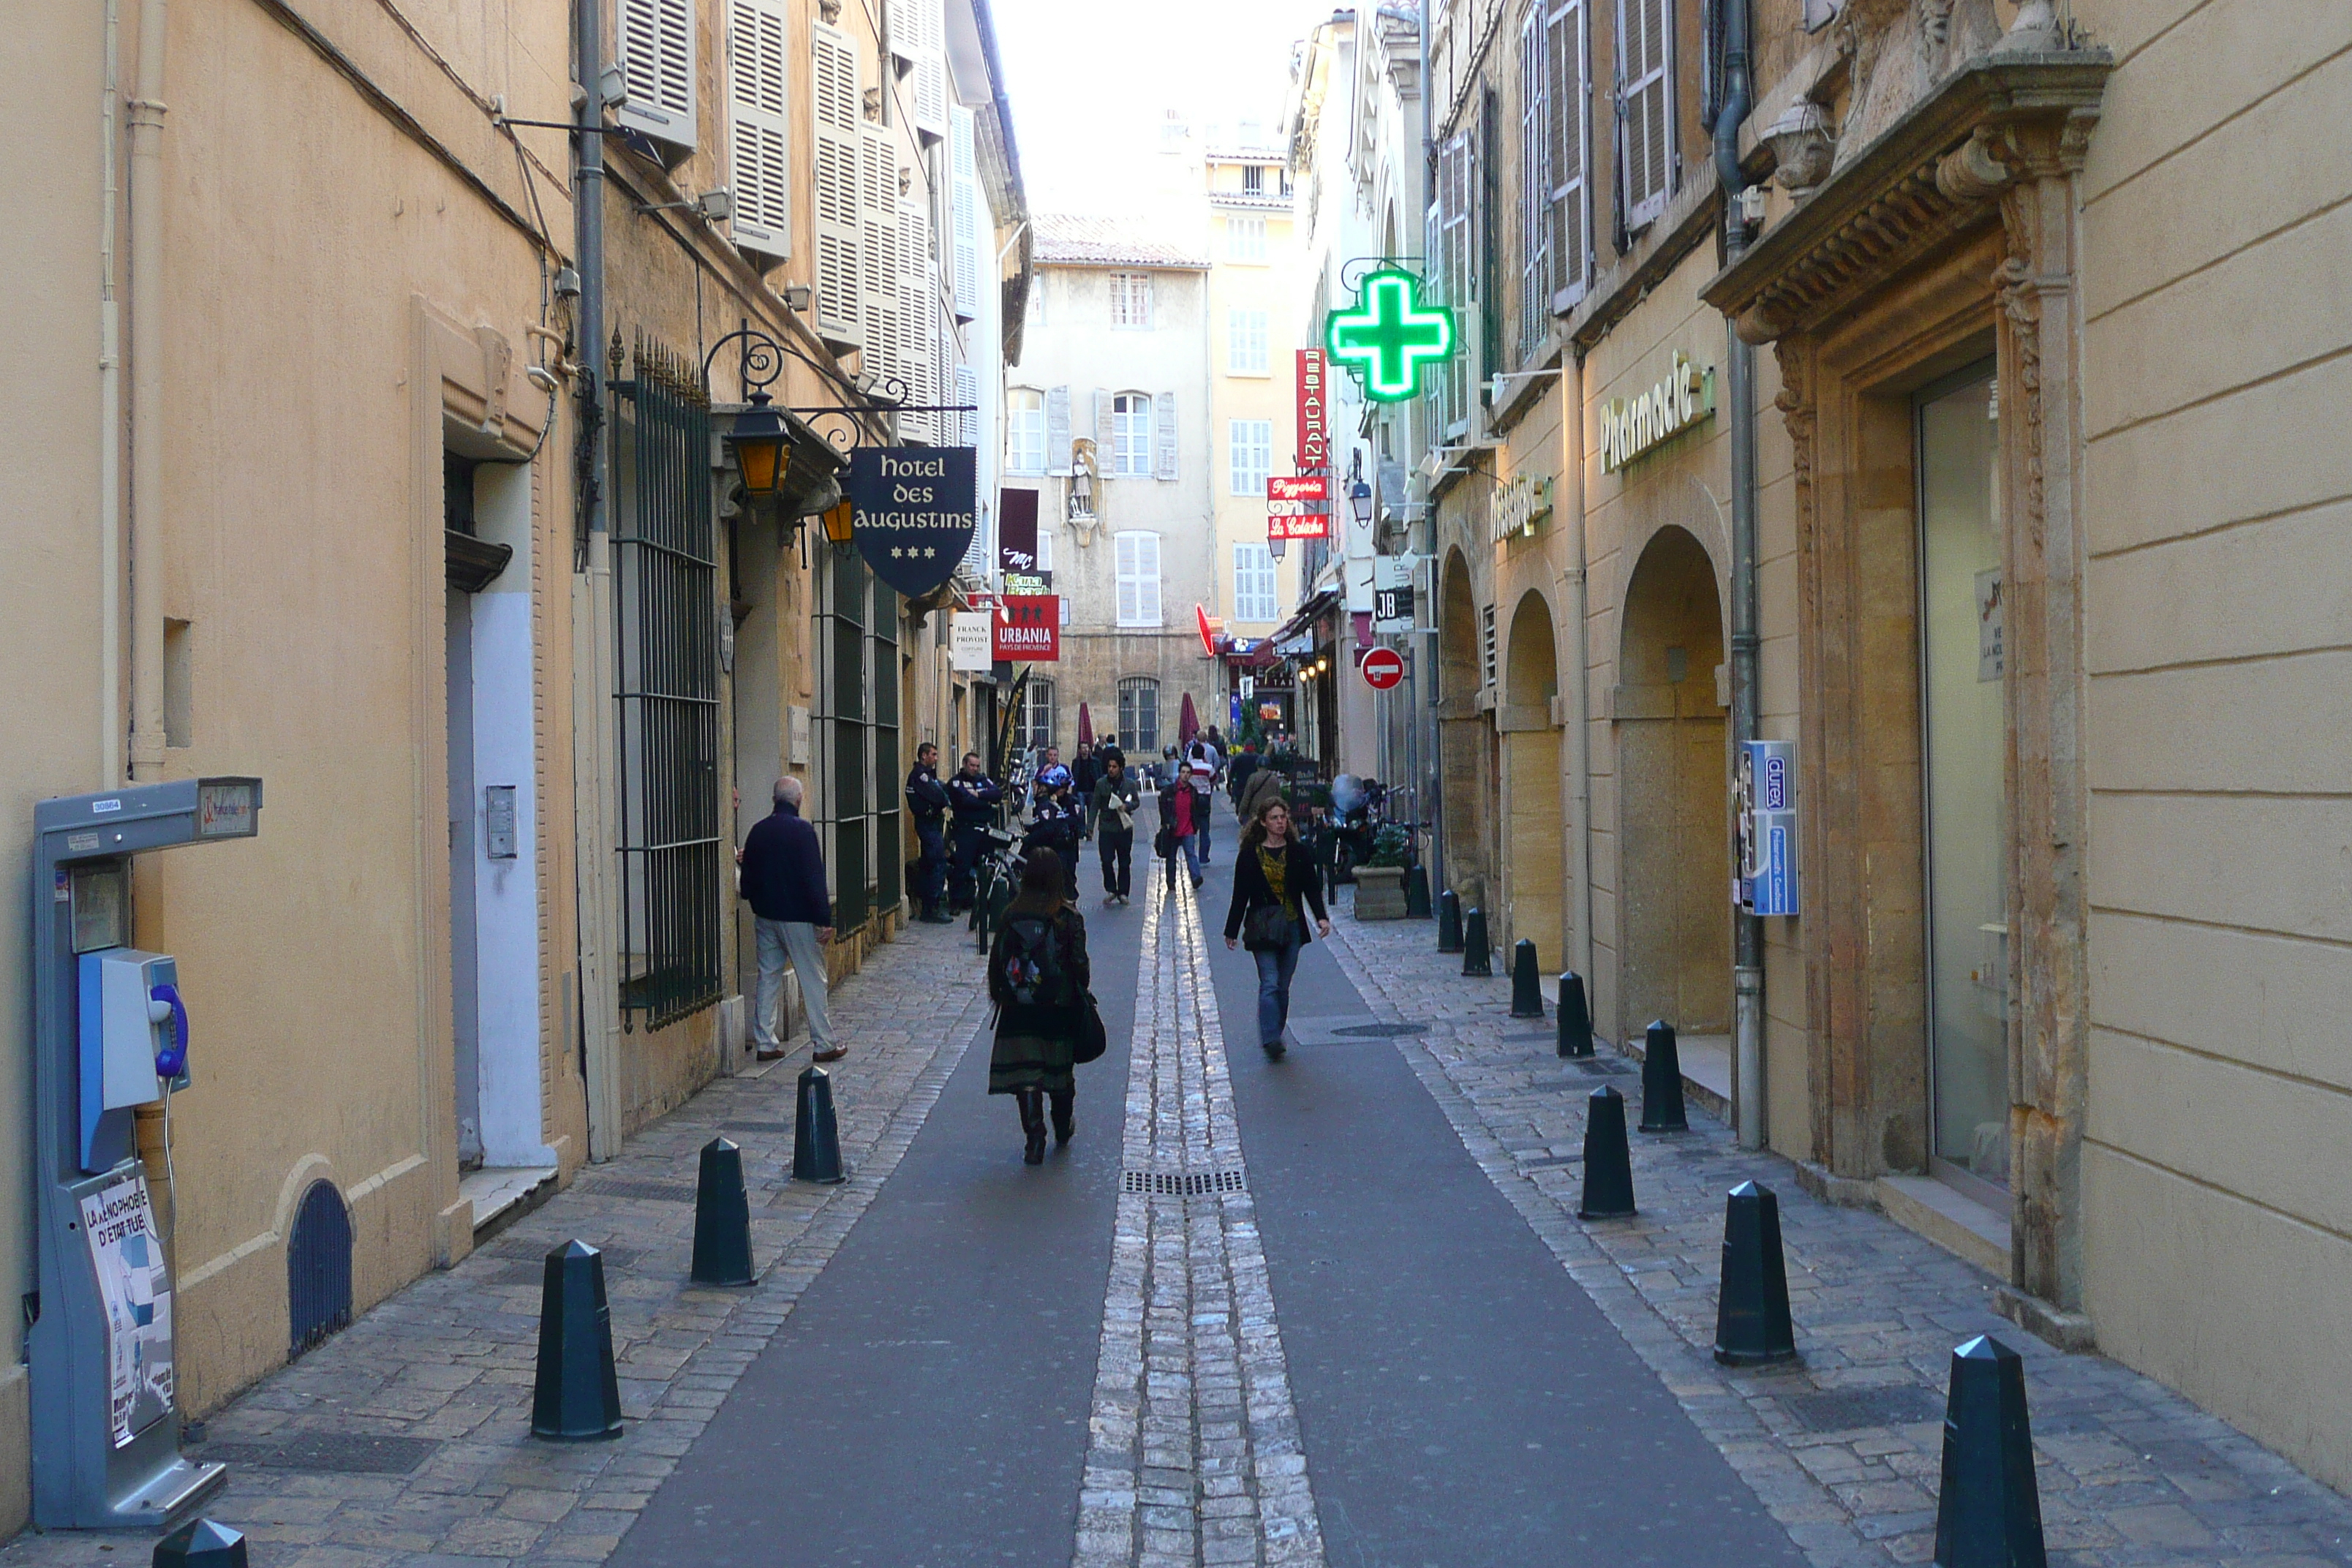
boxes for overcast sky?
[990,0,1346,214]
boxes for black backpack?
[999,916,1068,1008]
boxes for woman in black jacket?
[1223,798,1331,1059]
[987,851,1092,1163]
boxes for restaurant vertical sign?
[1296,349,1328,473]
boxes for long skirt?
[989,1022,1077,1095]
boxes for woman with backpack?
[1223,797,1330,1060]
[987,850,1098,1164]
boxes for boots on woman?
[1017,1088,1047,1165]
[1049,1087,1075,1146]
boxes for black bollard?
[1637,1019,1689,1133]
[1578,1085,1637,1218]
[1437,889,1463,953]
[1932,1336,2047,1568]
[690,1137,755,1286]
[531,1241,623,1441]
[154,1520,248,1568]
[1404,863,1432,919]
[1557,971,1594,1058]
[1713,1181,1797,1365]
[1510,939,1545,1017]
[793,1064,848,1184]
[1460,908,1493,976]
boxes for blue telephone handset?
[148,984,189,1079]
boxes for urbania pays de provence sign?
[1598,351,1716,472]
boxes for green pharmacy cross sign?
[1326,268,1455,402]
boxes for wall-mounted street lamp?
[725,392,791,498]
[1349,480,1373,529]
[821,500,855,549]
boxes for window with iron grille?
[613,339,722,1030]
[1118,676,1160,756]
[871,566,900,918]
[815,548,872,932]
[1482,603,1499,688]
[1242,165,1264,194]
[1022,679,1056,753]
[1109,272,1153,329]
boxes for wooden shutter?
[811,23,862,343]
[1518,4,1550,356]
[861,127,905,397]
[1153,391,1177,481]
[1617,0,1670,229]
[1437,134,1473,431]
[1116,533,1141,624]
[957,364,979,447]
[1548,0,1590,305]
[728,0,792,259]
[1137,533,1162,623]
[1094,391,1116,471]
[617,0,696,148]
[897,200,935,440]
[891,0,949,140]
[1047,385,1072,475]
[950,107,982,320]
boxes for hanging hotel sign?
[1598,351,1716,472]
[993,595,1060,662]
[1493,472,1555,540]
[1325,269,1455,403]
[850,446,978,596]
[1295,350,1330,469]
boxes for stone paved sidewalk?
[1321,897,2352,1568]
[0,917,993,1568]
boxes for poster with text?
[80,1173,174,1449]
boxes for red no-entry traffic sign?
[1361,647,1406,690]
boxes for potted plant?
[1351,824,1411,920]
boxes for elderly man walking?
[739,777,841,1063]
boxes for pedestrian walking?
[1158,769,1202,891]
[1227,740,1261,805]
[1092,753,1140,904]
[1223,797,1330,1060]
[987,851,1098,1164]
[946,751,1003,913]
[1237,749,1284,823]
[738,777,842,1063]
[1071,741,1101,839]
[1187,755,1218,865]
[1025,767,1082,900]
[905,742,954,923]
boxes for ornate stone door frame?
[1704,51,2109,1311]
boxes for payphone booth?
[29,777,261,1529]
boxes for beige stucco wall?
[1205,195,1308,641]
[2071,0,2352,1490]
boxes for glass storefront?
[1918,365,2008,1189]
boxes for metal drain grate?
[1783,1386,1943,1433]
[1123,1169,1246,1197]
[720,1120,795,1134]
[200,1433,440,1475]
[1574,1059,1637,1077]
[575,1180,696,1204]
[1329,1022,1425,1038]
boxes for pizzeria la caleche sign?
[1598,351,1716,473]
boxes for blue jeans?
[1175,831,1202,883]
[1252,923,1304,1047]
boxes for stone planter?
[1351,864,1408,921]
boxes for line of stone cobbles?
[0,919,995,1568]
[1321,899,2352,1568]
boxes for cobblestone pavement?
[1075,874,1324,1568]
[0,916,993,1568]
[1319,897,2352,1568]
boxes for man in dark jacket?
[1091,753,1141,905]
[946,752,1003,913]
[1227,742,1261,803]
[1070,742,1101,839]
[905,742,954,923]
[738,777,840,1063]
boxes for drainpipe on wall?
[101,0,124,783]
[575,0,625,1159]
[1417,0,1443,903]
[1715,0,1764,1150]
[1566,365,1595,1012]
[125,0,169,781]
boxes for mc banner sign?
[851,446,978,597]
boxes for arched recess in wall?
[287,1178,354,1357]
[1436,549,1489,903]
[1614,525,1730,1046]
[1502,590,1564,965]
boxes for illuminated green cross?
[1326,270,1455,402]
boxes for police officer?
[1025,766,1082,900]
[946,751,1003,913]
[905,742,954,923]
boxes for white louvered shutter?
[889,0,950,140]
[1153,391,1177,481]
[1046,385,1072,475]
[957,364,979,447]
[728,0,792,260]
[1093,391,1115,470]
[811,24,862,342]
[1518,4,1550,357]
[860,127,905,399]
[617,0,696,148]
[1617,0,1670,229]
[1437,134,1473,431]
[950,107,982,320]
[1548,0,1590,305]
[897,200,935,440]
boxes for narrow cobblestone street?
[12,808,2352,1567]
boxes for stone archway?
[1436,549,1490,908]
[1501,591,1563,966]
[1615,527,1730,1045]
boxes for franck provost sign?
[1598,351,1716,472]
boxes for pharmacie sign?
[1598,351,1716,472]
[851,445,978,596]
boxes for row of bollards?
[527,1063,849,1444]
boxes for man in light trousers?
[738,777,841,1063]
